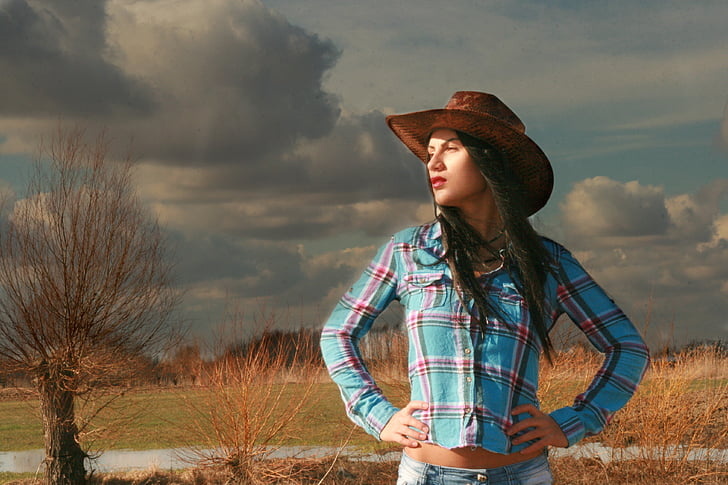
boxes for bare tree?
[0,128,180,485]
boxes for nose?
[427,150,444,171]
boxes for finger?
[387,431,422,448]
[402,400,429,415]
[507,420,529,436]
[404,417,429,435]
[507,416,540,436]
[517,439,548,455]
[511,403,543,417]
[390,426,427,444]
[511,427,546,445]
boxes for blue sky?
[1,0,727,347]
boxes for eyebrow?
[428,137,460,150]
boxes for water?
[1,445,726,474]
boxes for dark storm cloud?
[0,0,153,116]
[193,111,429,202]
[172,231,304,298]
[294,111,429,202]
[139,109,432,241]
[107,0,341,166]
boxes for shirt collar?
[414,221,445,259]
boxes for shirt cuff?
[365,402,399,440]
[549,407,587,447]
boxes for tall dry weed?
[363,329,410,407]
[543,344,728,483]
[601,347,727,475]
[176,314,322,485]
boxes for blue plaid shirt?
[321,222,649,453]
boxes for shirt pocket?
[491,282,529,331]
[402,271,452,309]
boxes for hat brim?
[386,109,553,216]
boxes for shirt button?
[464,348,471,354]
[466,376,472,383]
[464,407,471,414]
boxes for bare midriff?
[404,442,543,469]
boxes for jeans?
[396,451,553,485]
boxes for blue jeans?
[396,451,552,485]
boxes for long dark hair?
[436,131,555,360]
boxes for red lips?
[430,176,446,189]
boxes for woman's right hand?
[380,401,430,448]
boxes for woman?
[320,91,650,484]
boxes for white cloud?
[559,177,728,343]
[561,177,669,240]
[3,0,727,342]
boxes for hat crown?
[444,91,526,134]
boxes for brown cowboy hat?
[385,91,553,216]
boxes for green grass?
[1,375,724,454]
[0,472,36,484]
[0,399,42,451]
[0,384,381,453]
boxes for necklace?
[485,228,505,245]
[473,248,507,275]
[478,248,506,265]
[480,227,506,262]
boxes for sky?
[1,0,727,348]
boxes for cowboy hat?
[385,91,553,215]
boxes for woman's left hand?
[507,404,568,454]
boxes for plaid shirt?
[320,222,649,453]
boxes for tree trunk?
[38,374,87,485]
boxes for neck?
[461,210,504,243]
[455,190,503,242]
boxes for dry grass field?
[2,331,726,484]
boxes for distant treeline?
[1,328,725,389]
[0,327,325,389]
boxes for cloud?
[0,0,153,116]
[717,99,728,154]
[264,0,728,130]
[104,0,341,166]
[561,176,670,241]
[133,109,431,240]
[667,179,728,241]
[0,0,437,336]
[1,0,341,166]
[560,177,728,343]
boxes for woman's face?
[427,129,493,215]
